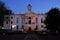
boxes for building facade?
[3,4,47,31]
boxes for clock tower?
[27,4,32,11]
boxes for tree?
[44,8,60,32]
[0,1,13,28]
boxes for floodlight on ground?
[2,27,4,29]
[12,25,16,28]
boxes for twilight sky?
[0,0,60,14]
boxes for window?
[35,26,38,30]
[17,25,18,30]
[6,17,8,19]
[6,21,8,24]
[11,17,13,19]
[41,18,43,23]
[29,20,31,24]
[28,27,31,31]
[41,25,44,30]
[11,26,12,30]
[11,21,13,24]
[17,18,18,23]
[41,25,44,27]
[36,18,38,23]
[29,17,31,19]
[25,22,27,24]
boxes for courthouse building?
[3,4,47,31]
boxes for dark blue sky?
[0,0,60,14]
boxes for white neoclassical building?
[3,4,47,31]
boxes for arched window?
[11,26,12,30]
[35,26,38,30]
[29,20,31,24]
[41,18,43,23]
[17,25,18,30]
[28,27,31,31]
[29,17,31,19]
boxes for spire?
[27,4,32,11]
